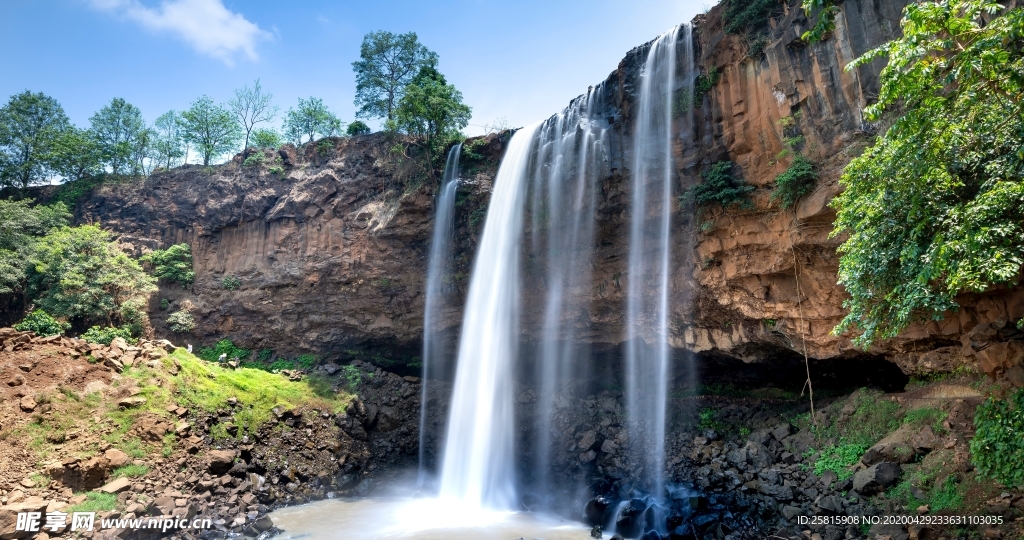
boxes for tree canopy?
[393,66,471,173]
[353,31,438,121]
[0,199,70,295]
[284,97,342,145]
[831,0,1024,346]
[90,98,146,176]
[153,111,185,169]
[229,78,278,153]
[26,224,156,328]
[180,96,241,166]
[0,91,70,189]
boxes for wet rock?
[853,462,902,494]
[578,430,598,450]
[584,496,611,525]
[772,423,793,441]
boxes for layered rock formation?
[68,0,1023,378]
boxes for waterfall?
[418,144,462,486]
[438,123,542,509]
[623,24,690,503]
[528,88,608,496]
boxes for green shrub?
[14,310,69,336]
[140,243,194,285]
[347,120,371,136]
[159,298,170,310]
[221,275,241,290]
[317,139,334,156]
[971,389,1024,488]
[52,176,104,209]
[82,326,136,345]
[269,165,284,176]
[814,443,868,480]
[771,155,817,208]
[243,151,265,167]
[904,407,948,434]
[197,339,250,363]
[691,161,755,210]
[166,310,195,333]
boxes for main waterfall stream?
[270,23,693,540]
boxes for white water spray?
[438,123,543,509]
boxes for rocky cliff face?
[73,0,1023,379]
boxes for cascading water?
[418,144,462,486]
[438,123,543,509]
[526,88,608,497]
[623,26,690,511]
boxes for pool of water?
[268,497,593,540]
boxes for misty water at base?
[268,497,591,540]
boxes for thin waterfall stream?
[418,143,462,486]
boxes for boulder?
[253,515,274,532]
[98,477,131,494]
[0,498,49,539]
[208,450,237,474]
[862,425,938,465]
[19,396,37,412]
[59,456,110,491]
[853,462,902,494]
[104,449,130,468]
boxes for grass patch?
[837,389,903,447]
[172,349,352,438]
[111,464,150,478]
[814,443,868,480]
[904,407,948,435]
[68,492,118,513]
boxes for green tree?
[152,111,185,169]
[229,78,278,154]
[352,31,438,121]
[179,96,241,166]
[347,120,371,136]
[251,127,282,149]
[0,91,70,189]
[0,199,70,295]
[26,224,156,327]
[284,97,343,145]
[130,127,157,176]
[48,128,104,182]
[140,243,194,285]
[392,66,472,174]
[89,98,145,176]
[831,0,1024,346]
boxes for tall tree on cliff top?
[229,79,278,155]
[90,98,145,176]
[393,65,471,176]
[831,0,1024,346]
[352,31,438,122]
[179,96,241,166]
[0,91,70,189]
[48,127,103,182]
[153,111,185,169]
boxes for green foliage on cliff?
[353,31,438,122]
[831,0,1024,346]
[801,0,840,42]
[690,161,755,211]
[771,155,817,209]
[140,243,194,285]
[198,339,250,362]
[722,0,781,34]
[971,389,1024,488]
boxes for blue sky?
[1,0,707,137]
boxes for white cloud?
[88,0,271,65]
